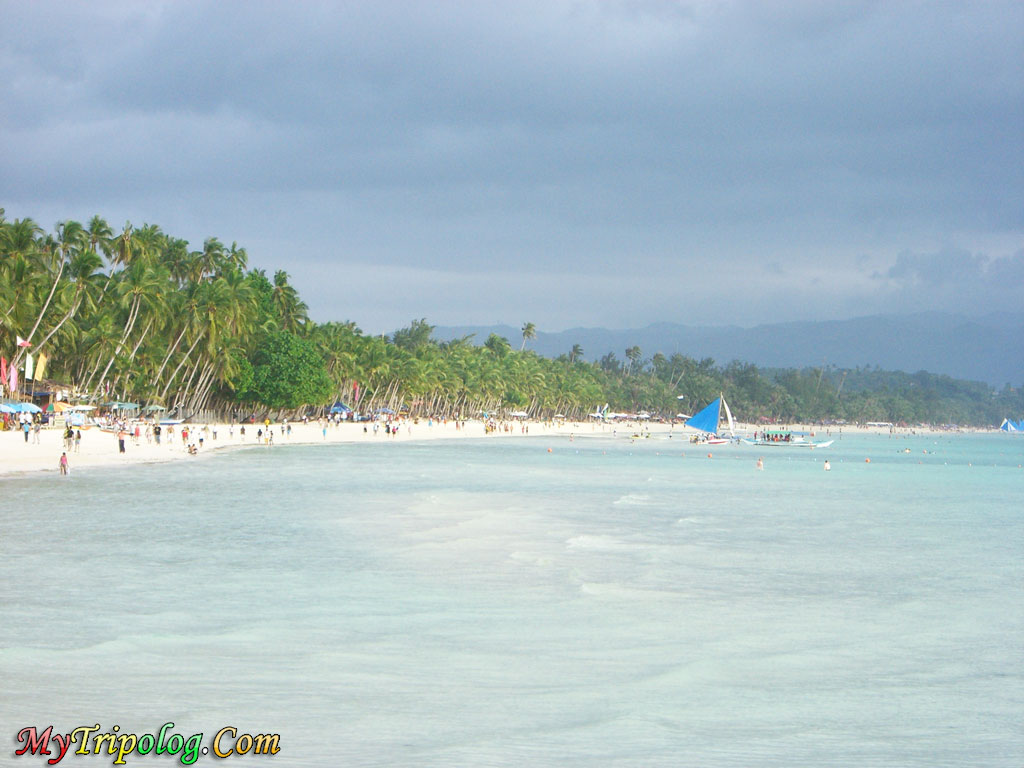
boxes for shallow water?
[2,432,1023,766]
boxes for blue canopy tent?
[329,401,352,414]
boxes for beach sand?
[0,418,965,478]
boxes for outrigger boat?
[741,429,833,449]
[684,395,737,445]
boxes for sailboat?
[684,395,736,445]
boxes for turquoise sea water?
[2,432,1022,766]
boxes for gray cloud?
[1,0,1021,332]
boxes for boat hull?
[741,438,834,449]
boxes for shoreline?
[0,419,996,479]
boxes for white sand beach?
[0,417,969,478]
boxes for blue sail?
[686,397,721,435]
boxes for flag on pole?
[25,354,34,380]
[9,365,17,394]
[16,336,32,348]
[353,382,360,402]
[0,357,7,388]
[35,352,48,380]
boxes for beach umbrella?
[68,404,96,411]
[0,403,15,413]
[375,407,395,414]
[16,402,42,413]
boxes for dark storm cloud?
[877,247,1024,308]
[1,0,1021,331]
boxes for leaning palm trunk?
[30,291,85,355]
[93,295,143,396]
[11,259,65,370]
[154,324,190,385]
[159,332,204,402]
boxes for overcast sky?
[2,1,1021,333]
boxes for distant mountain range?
[430,313,1024,387]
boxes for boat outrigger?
[741,429,834,449]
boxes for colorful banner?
[1,356,7,388]
[25,354,34,380]
[16,336,32,347]
[9,365,17,394]
[35,352,48,381]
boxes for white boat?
[741,429,834,449]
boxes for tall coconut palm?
[272,270,309,333]
[625,346,642,375]
[520,321,536,351]
[86,215,114,259]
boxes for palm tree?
[569,343,583,363]
[520,322,536,351]
[272,270,308,333]
[86,215,113,260]
[625,346,641,375]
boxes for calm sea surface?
[2,432,1022,766]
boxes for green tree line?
[2,210,1021,425]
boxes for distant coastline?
[2,212,1021,429]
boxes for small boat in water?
[684,395,737,444]
[741,430,833,449]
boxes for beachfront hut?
[104,401,140,411]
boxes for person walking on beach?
[117,428,127,454]
[33,421,41,443]
[74,429,81,453]
[59,452,69,475]
[154,424,162,444]
[22,419,30,442]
